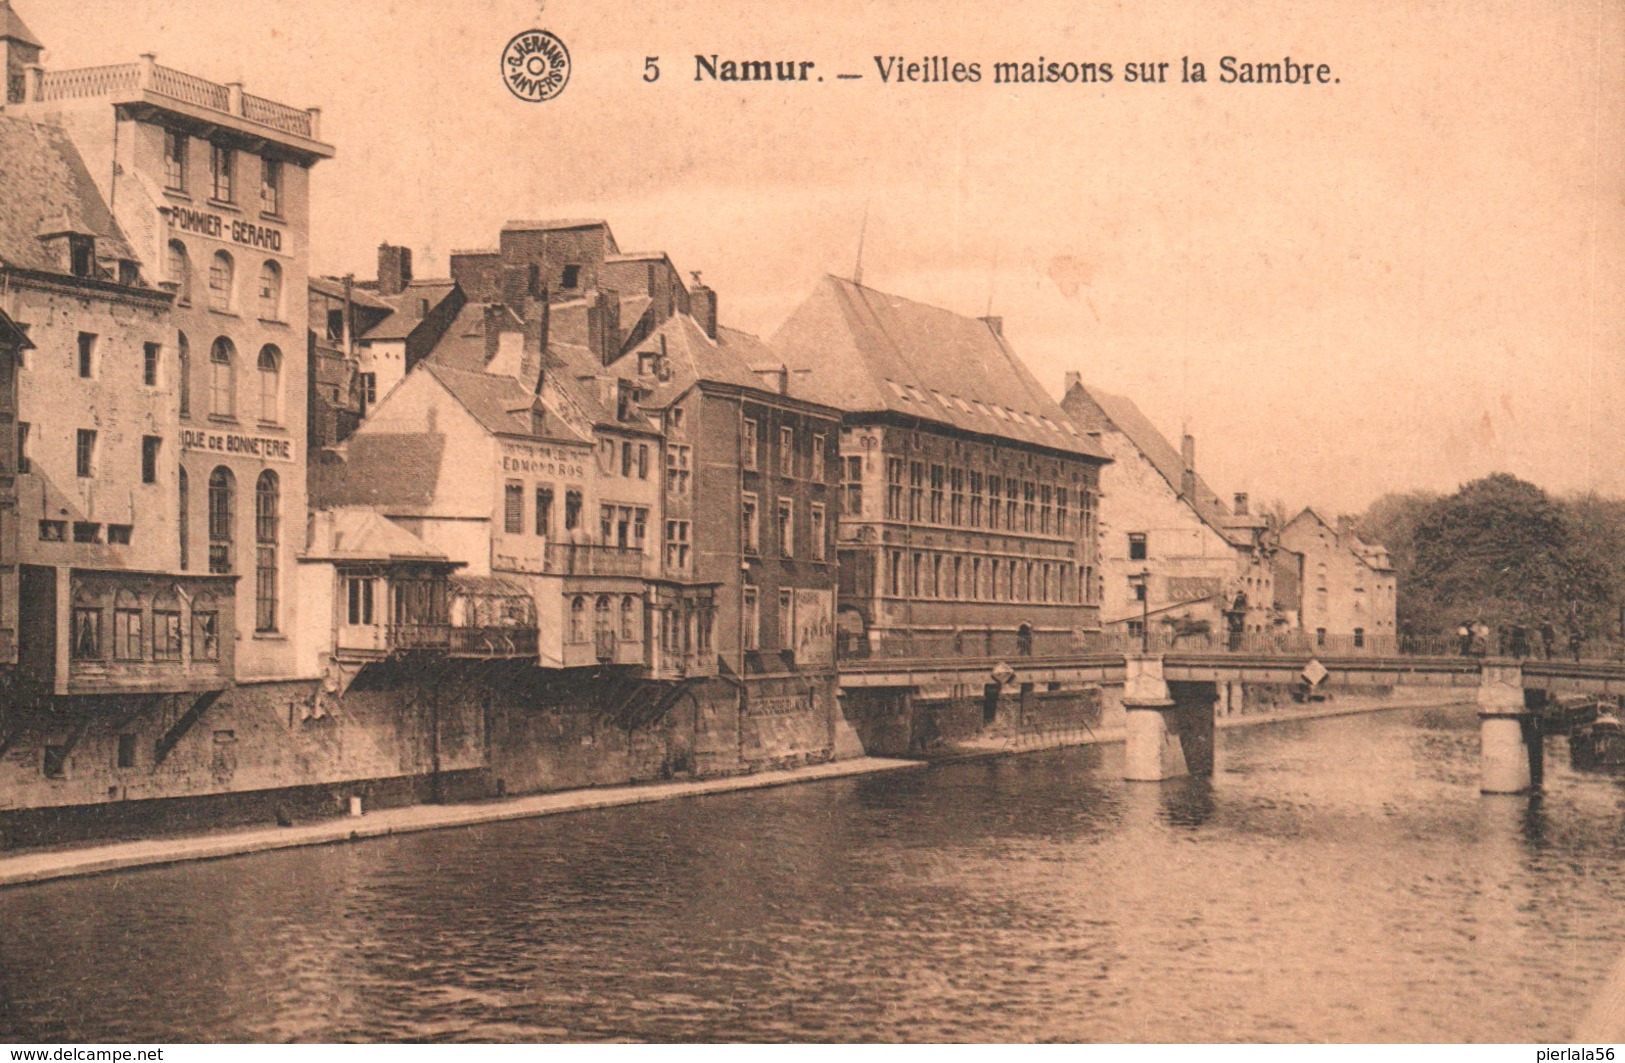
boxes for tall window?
[637,444,649,480]
[177,333,191,417]
[167,241,191,305]
[569,597,586,642]
[256,345,282,423]
[347,577,376,625]
[163,129,187,191]
[812,432,826,481]
[742,418,759,470]
[969,471,984,526]
[909,461,924,521]
[210,143,234,202]
[1022,480,1035,532]
[564,489,581,530]
[260,158,282,215]
[949,468,964,525]
[208,466,235,573]
[841,456,863,516]
[16,422,29,474]
[77,332,96,378]
[810,503,826,561]
[884,457,903,519]
[358,372,377,415]
[255,471,279,632]
[620,596,637,640]
[777,497,794,558]
[987,475,1001,530]
[75,429,96,478]
[779,426,794,476]
[258,261,282,320]
[665,520,690,571]
[534,487,553,538]
[178,467,189,571]
[143,342,161,387]
[115,592,142,661]
[504,481,524,534]
[209,251,235,312]
[742,493,759,553]
[209,337,236,417]
[929,464,945,522]
[742,586,759,651]
[666,445,691,495]
[1005,479,1018,530]
[141,436,161,484]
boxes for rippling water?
[4,704,1625,1042]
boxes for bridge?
[837,645,1625,795]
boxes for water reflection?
[3,705,1625,1041]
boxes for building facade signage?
[793,588,835,666]
[170,205,285,253]
[181,428,296,463]
[1166,576,1222,602]
[500,439,587,480]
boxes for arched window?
[594,596,612,633]
[177,332,191,418]
[208,250,234,312]
[254,471,279,632]
[257,345,281,423]
[257,260,282,320]
[569,596,587,642]
[167,240,191,305]
[620,595,637,640]
[207,466,235,573]
[114,589,143,661]
[178,466,189,571]
[210,337,235,417]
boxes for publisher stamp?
[503,29,571,102]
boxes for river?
[3,703,1625,1042]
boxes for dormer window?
[69,235,94,278]
[638,351,659,377]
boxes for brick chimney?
[1336,514,1357,544]
[500,266,531,316]
[377,243,412,296]
[520,294,550,393]
[1063,370,1081,393]
[690,272,717,340]
[1180,434,1196,500]
[585,289,622,366]
[1233,492,1249,516]
[483,304,510,365]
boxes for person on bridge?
[1472,621,1491,658]
[1571,629,1585,663]
[1540,621,1556,659]
[1510,624,1528,658]
[1458,621,1473,656]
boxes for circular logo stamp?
[502,29,571,102]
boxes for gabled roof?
[0,1,42,47]
[310,434,447,513]
[0,114,139,276]
[420,360,586,443]
[611,313,765,406]
[305,507,454,564]
[363,280,459,341]
[1282,507,1395,573]
[1062,382,1251,546]
[770,275,1105,460]
[0,306,34,350]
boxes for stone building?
[770,276,1110,661]
[1275,508,1398,652]
[1060,378,1275,646]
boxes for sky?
[16,0,1625,515]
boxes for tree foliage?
[1358,474,1618,636]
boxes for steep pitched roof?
[0,1,42,47]
[1282,508,1395,573]
[421,301,495,372]
[419,360,585,443]
[610,314,764,406]
[310,433,447,513]
[770,275,1104,459]
[0,114,138,274]
[1063,382,1248,545]
[362,280,459,341]
[304,507,453,563]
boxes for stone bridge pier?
[1122,655,1216,781]
[1479,661,1543,795]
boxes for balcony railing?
[546,543,645,578]
[31,60,320,140]
[449,626,539,658]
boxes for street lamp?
[1128,568,1151,653]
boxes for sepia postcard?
[0,0,1620,1047]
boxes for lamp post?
[1129,568,1151,653]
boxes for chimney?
[584,289,621,366]
[2,1,44,106]
[1063,370,1081,393]
[520,294,550,393]
[1336,515,1357,543]
[690,272,717,340]
[500,266,530,316]
[1233,492,1249,516]
[376,243,412,296]
[482,303,510,365]
[1180,434,1196,500]
[981,315,1003,338]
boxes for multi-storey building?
[1275,509,1398,652]
[1060,378,1276,646]
[0,305,28,664]
[770,276,1110,660]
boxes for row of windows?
[168,242,284,320]
[178,466,281,634]
[738,585,812,654]
[567,595,643,644]
[163,129,283,215]
[879,457,1094,538]
[70,597,221,664]
[883,550,1088,606]
[741,494,828,561]
[742,418,829,481]
[598,438,651,480]
[501,483,583,537]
